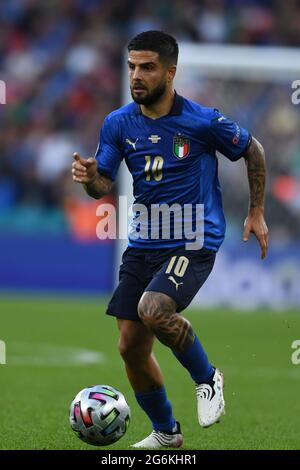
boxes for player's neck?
[140,89,175,120]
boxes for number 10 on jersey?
[144,155,164,181]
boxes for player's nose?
[132,68,142,81]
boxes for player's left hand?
[243,207,269,259]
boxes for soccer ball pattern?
[69,385,130,446]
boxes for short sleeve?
[95,116,123,181]
[208,109,251,161]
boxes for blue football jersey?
[95,93,251,251]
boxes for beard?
[130,81,167,105]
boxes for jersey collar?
[134,91,184,117]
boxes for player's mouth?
[132,85,147,93]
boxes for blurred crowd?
[0,0,300,241]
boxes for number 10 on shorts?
[165,256,189,277]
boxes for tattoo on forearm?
[244,137,266,209]
[138,292,195,353]
[84,175,112,199]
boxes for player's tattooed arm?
[72,152,113,199]
[83,173,113,199]
[244,137,266,210]
[138,292,195,353]
[243,137,269,259]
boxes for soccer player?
[72,31,268,448]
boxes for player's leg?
[138,247,225,427]
[117,318,183,448]
[138,290,224,428]
[105,247,182,447]
[138,291,213,381]
[117,318,162,392]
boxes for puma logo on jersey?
[168,276,184,290]
[126,138,138,150]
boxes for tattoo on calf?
[138,292,195,353]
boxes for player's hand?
[243,207,269,259]
[72,152,98,184]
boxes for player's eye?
[143,64,154,71]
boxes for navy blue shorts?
[106,245,216,321]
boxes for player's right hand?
[72,152,98,184]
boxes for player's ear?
[167,64,177,82]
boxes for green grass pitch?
[0,295,299,450]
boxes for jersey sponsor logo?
[173,134,190,159]
[148,134,161,144]
[125,138,138,151]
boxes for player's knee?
[137,292,175,329]
[138,292,157,327]
[118,339,134,362]
[118,335,148,364]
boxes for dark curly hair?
[128,30,179,65]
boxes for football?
[69,385,130,446]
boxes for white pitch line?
[6,342,106,367]
[221,365,300,381]
[153,361,300,381]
